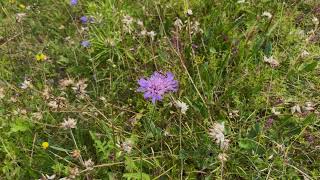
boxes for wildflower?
[176,100,189,114]
[122,15,134,33]
[20,78,32,89]
[81,40,90,48]
[137,72,178,104]
[72,79,88,98]
[48,100,58,109]
[15,13,26,22]
[71,149,81,159]
[121,140,133,153]
[265,117,274,129]
[301,50,310,58]
[262,11,272,19]
[271,107,280,115]
[48,96,66,109]
[122,15,134,25]
[137,20,144,26]
[42,142,49,149]
[0,87,5,99]
[35,53,47,61]
[83,159,94,170]
[70,0,78,6]
[209,122,229,150]
[174,18,183,31]
[32,112,43,120]
[218,153,228,162]
[304,102,315,111]
[42,86,50,100]
[69,167,80,179]
[312,16,319,25]
[190,21,203,34]
[228,110,239,118]
[291,104,302,114]
[263,56,279,67]
[61,117,77,129]
[80,16,88,24]
[147,31,156,41]
[59,78,74,89]
[140,30,147,36]
[187,9,193,16]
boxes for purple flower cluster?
[80,16,94,24]
[70,0,78,6]
[81,40,90,48]
[138,72,178,103]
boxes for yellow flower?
[42,142,49,149]
[35,53,47,61]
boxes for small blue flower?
[70,0,78,6]
[80,16,88,24]
[81,40,90,48]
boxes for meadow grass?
[1,0,320,179]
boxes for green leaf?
[239,138,256,150]
[123,172,151,180]
[9,119,30,133]
[298,61,318,72]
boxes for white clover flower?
[16,13,27,22]
[176,100,189,114]
[312,16,319,25]
[72,79,88,99]
[140,30,147,36]
[187,9,193,16]
[174,18,183,30]
[59,78,74,89]
[20,78,32,89]
[300,50,310,58]
[291,104,302,114]
[218,153,228,162]
[61,117,77,129]
[147,31,156,41]
[262,11,272,19]
[121,140,133,153]
[83,159,94,170]
[137,19,144,26]
[32,112,43,120]
[263,56,280,67]
[209,122,229,150]
[122,15,134,25]
[271,107,281,115]
[304,102,315,111]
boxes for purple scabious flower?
[80,16,88,24]
[137,72,178,104]
[81,40,90,48]
[70,0,78,6]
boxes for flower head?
[61,117,77,129]
[176,100,188,114]
[70,0,78,6]
[42,142,49,149]
[262,11,272,19]
[80,16,88,24]
[35,53,47,61]
[137,72,178,103]
[263,56,279,68]
[209,122,230,150]
[81,40,90,48]
[83,159,94,170]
